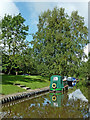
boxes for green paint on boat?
[49,75,68,92]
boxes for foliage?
[77,52,90,81]
[68,78,88,99]
[1,7,89,78]
[1,13,29,75]
[31,7,89,77]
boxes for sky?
[0,0,89,57]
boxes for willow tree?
[32,7,89,77]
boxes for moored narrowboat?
[72,77,76,86]
[63,77,68,90]
[67,77,78,86]
[49,75,68,93]
[67,77,75,86]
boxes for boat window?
[53,77,58,81]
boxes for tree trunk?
[16,71,18,75]
[8,69,11,75]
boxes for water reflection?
[49,93,64,107]
[1,92,88,118]
[68,89,88,102]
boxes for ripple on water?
[1,92,88,118]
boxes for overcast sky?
[0,0,89,57]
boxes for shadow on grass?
[2,75,47,85]
[24,78,45,82]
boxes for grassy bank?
[68,78,88,99]
[1,75,50,95]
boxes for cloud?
[0,0,19,48]
[58,0,89,2]
[25,2,88,35]
[82,43,90,62]
[57,2,76,16]
[30,2,88,28]
[57,2,88,26]
[33,3,54,14]
[0,0,19,19]
[84,43,90,56]
[8,0,90,2]
[26,2,57,33]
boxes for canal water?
[0,91,88,119]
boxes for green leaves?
[2,7,89,77]
[2,13,29,55]
[2,13,29,75]
[32,7,89,77]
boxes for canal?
[0,90,88,119]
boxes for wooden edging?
[0,87,49,104]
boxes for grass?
[2,74,88,98]
[2,85,25,95]
[1,75,50,95]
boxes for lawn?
[1,75,50,95]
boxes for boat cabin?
[49,75,68,92]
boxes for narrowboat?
[67,77,77,86]
[72,77,76,86]
[63,77,68,90]
[49,75,68,93]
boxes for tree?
[31,7,89,77]
[20,47,37,75]
[79,52,90,80]
[1,13,29,75]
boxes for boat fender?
[52,83,56,89]
[52,95,56,101]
